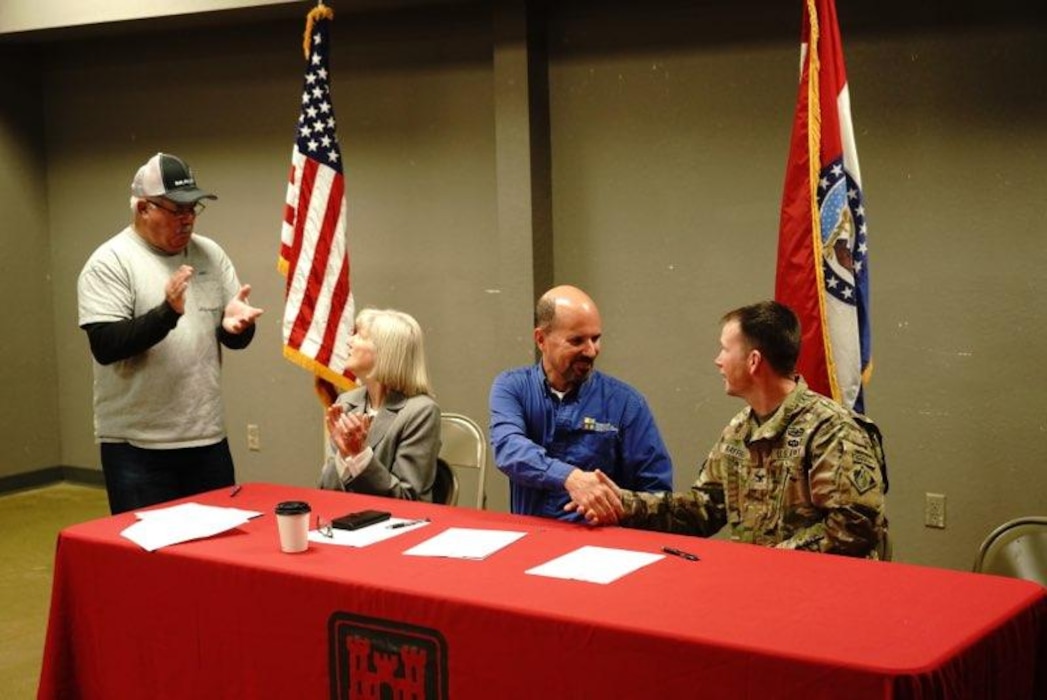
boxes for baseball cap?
[131,152,217,204]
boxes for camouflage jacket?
[621,379,887,558]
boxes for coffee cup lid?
[275,500,311,515]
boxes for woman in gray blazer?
[318,308,441,500]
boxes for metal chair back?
[438,413,487,509]
[973,516,1047,585]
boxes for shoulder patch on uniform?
[848,466,876,495]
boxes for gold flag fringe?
[303,3,335,60]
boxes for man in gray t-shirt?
[77,152,263,514]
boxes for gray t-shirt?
[78,226,241,448]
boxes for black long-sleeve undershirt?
[82,301,255,365]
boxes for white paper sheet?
[525,545,665,584]
[307,517,432,547]
[402,527,527,560]
[121,502,262,552]
[134,502,263,523]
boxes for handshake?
[563,469,624,525]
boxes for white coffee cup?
[274,501,311,553]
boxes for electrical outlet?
[247,424,261,451]
[925,492,946,529]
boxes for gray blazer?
[318,387,441,501]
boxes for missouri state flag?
[279,4,356,398]
[776,0,872,412]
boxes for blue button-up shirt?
[489,364,673,520]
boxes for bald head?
[534,285,602,392]
[535,285,600,332]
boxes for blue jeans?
[100,439,236,514]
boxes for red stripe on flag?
[776,61,830,397]
[280,163,298,267]
[290,172,342,353]
[777,0,832,400]
[316,251,350,367]
[285,157,320,299]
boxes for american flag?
[279,6,355,397]
[776,0,872,412]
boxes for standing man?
[580,301,886,558]
[78,152,263,514]
[489,285,672,523]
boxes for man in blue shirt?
[489,285,673,522]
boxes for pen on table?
[662,546,699,561]
[229,485,242,498]
[386,518,429,530]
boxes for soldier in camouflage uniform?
[584,301,887,558]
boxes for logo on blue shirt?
[582,417,618,433]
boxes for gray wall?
[0,45,59,474]
[1,0,1044,571]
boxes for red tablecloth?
[38,483,1046,699]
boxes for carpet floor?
[0,482,109,698]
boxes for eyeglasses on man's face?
[147,199,206,217]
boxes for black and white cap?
[131,152,217,204]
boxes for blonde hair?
[356,308,432,397]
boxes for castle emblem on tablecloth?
[328,612,448,700]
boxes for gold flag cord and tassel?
[303,1,335,60]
